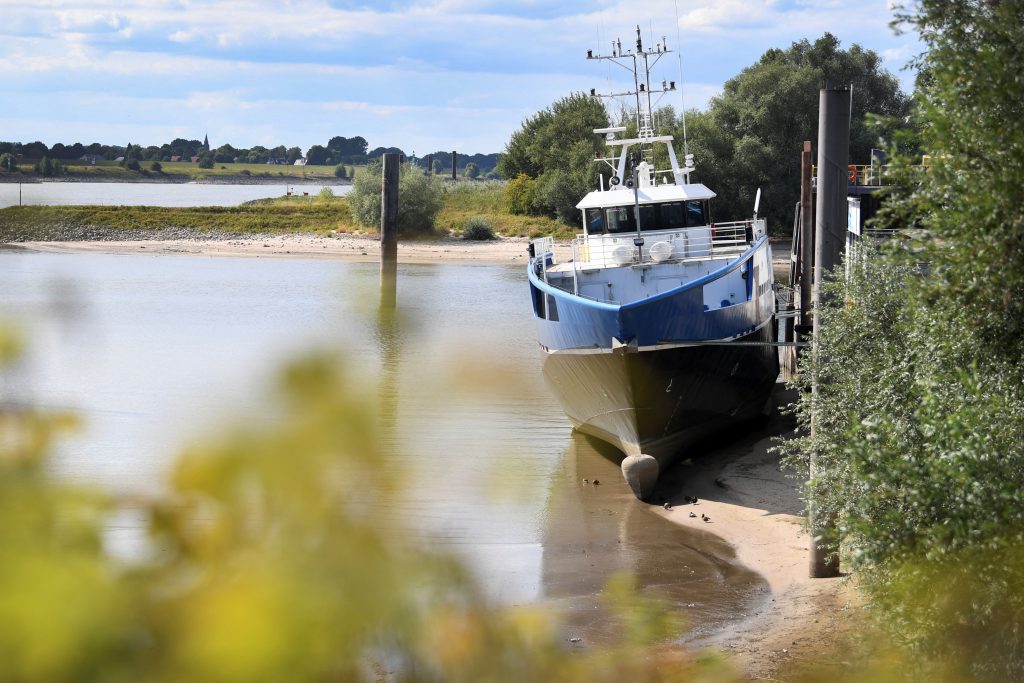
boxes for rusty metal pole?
[380,153,399,309]
[809,84,851,579]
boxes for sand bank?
[10,233,560,264]
[653,388,855,679]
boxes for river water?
[0,181,350,209]
[0,249,764,643]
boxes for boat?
[526,28,779,499]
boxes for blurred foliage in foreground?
[0,346,739,682]
[780,0,1024,680]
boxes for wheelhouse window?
[587,200,711,234]
[686,200,707,226]
[605,206,636,233]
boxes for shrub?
[197,154,215,169]
[462,216,496,240]
[318,186,334,201]
[0,153,15,172]
[350,159,443,235]
[150,160,163,173]
[126,159,141,172]
[239,168,250,176]
[334,164,347,179]
[504,173,538,215]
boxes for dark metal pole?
[451,150,457,180]
[798,140,814,337]
[380,153,400,309]
[425,154,432,175]
[809,84,851,579]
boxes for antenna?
[673,0,689,158]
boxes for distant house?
[114,156,125,163]
[169,155,182,162]
[79,154,102,164]
[293,158,307,166]
[190,156,201,163]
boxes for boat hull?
[529,236,779,498]
[542,322,778,498]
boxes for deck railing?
[532,220,763,284]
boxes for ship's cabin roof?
[576,183,715,210]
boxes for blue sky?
[0,0,920,154]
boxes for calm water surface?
[0,181,350,208]
[0,251,764,642]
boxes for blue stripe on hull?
[528,238,775,351]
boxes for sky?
[0,0,921,155]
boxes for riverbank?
[6,232,554,264]
[651,388,858,680]
[5,232,792,268]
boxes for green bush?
[0,153,15,172]
[334,164,347,179]
[461,216,496,240]
[197,154,215,169]
[504,173,538,215]
[350,159,443,235]
[318,186,334,201]
[150,160,163,173]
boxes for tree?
[431,159,443,175]
[150,160,163,173]
[213,144,238,164]
[463,162,480,179]
[285,147,302,164]
[197,153,215,169]
[684,34,910,230]
[0,153,15,171]
[20,141,48,159]
[497,92,609,225]
[305,145,328,166]
[349,159,443,235]
[334,164,347,179]
[33,156,62,176]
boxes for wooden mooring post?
[451,151,457,180]
[808,83,851,579]
[380,152,400,309]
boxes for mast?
[586,27,693,186]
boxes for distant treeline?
[0,136,502,173]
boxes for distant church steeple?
[203,133,210,152]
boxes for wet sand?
[652,387,852,679]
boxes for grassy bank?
[436,181,571,239]
[0,182,573,242]
[1,161,360,183]
[0,195,356,241]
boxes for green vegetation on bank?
[0,159,359,183]
[0,196,356,240]
[779,1,1024,679]
[0,181,568,241]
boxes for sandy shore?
[653,388,856,680]
[9,233,562,264]
[7,233,837,678]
